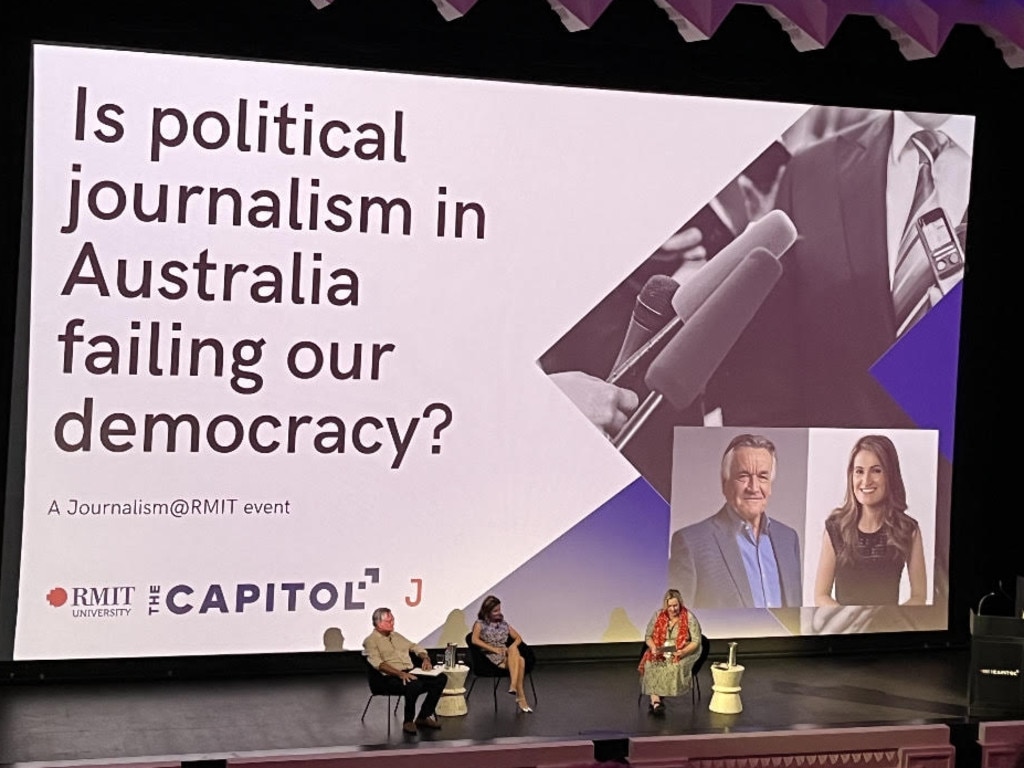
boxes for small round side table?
[435,664,470,717]
[708,662,744,714]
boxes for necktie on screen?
[892,129,948,336]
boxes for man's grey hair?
[371,607,392,627]
[721,434,777,482]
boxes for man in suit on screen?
[711,109,973,429]
[669,434,802,609]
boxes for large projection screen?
[0,43,971,661]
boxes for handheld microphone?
[608,210,797,387]
[612,247,783,450]
[607,274,679,383]
[672,209,796,319]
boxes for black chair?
[637,633,710,707]
[465,632,537,711]
[691,633,710,702]
[359,653,402,735]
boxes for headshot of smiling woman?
[813,435,927,607]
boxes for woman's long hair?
[827,435,916,566]
[477,594,501,621]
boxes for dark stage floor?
[0,648,978,765]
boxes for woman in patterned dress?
[471,595,533,712]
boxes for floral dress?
[640,611,702,696]
[476,619,511,666]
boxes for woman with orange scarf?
[639,588,702,715]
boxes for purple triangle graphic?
[870,282,962,462]
[420,478,668,646]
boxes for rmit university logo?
[46,585,135,618]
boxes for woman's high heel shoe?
[517,699,533,713]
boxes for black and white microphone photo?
[672,209,797,319]
[607,274,679,386]
[606,209,798,389]
[611,247,784,450]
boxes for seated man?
[363,606,448,734]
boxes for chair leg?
[466,676,477,700]
[491,676,499,712]
[528,671,537,703]
[361,694,393,737]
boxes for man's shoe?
[402,721,418,734]
[415,715,442,729]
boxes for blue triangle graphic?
[420,478,669,646]
[871,282,963,462]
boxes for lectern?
[968,611,1024,716]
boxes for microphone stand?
[611,392,662,450]
[611,392,707,451]
[606,317,682,386]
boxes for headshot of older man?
[668,434,802,609]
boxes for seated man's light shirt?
[364,630,424,671]
[726,505,783,608]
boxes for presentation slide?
[0,44,971,660]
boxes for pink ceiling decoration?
[547,0,617,31]
[649,0,1024,65]
[925,0,1024,68]
[650,0,738,41]
[430,0,482,21]
[612,0,1024,66]
[309,0,1024,67]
